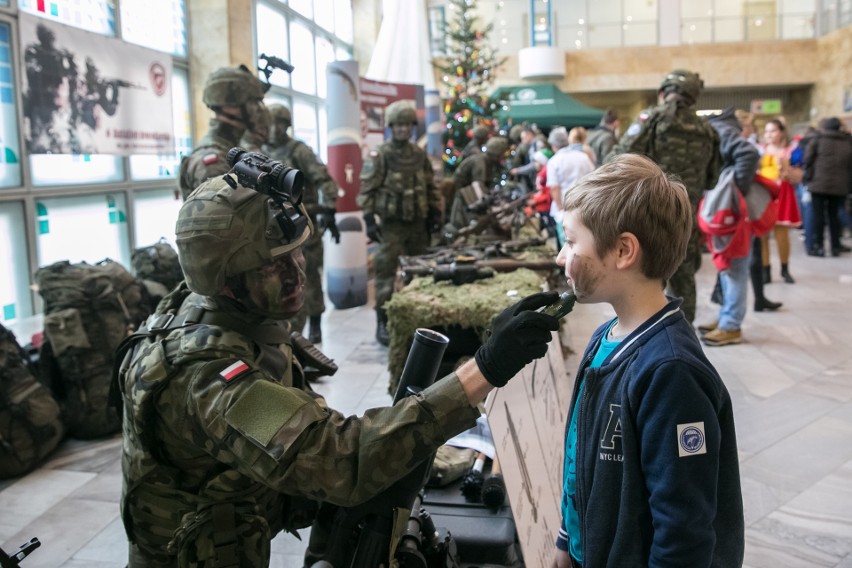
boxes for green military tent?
[491,84,604,128]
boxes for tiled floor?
[2,235,852,568]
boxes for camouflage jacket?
[609,100,721,206]
[178,119,245,200]
[453,153,496,190]
[264,138,338,216]
[357,141,440,222]
[118,285,478,563]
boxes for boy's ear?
[614,231,641,269]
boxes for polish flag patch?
[220,360,250,383]
[202,153,219,165]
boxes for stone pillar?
[186,0,254,141]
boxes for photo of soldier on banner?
[19,13,173,156]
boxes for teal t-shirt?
[562,320,622,563]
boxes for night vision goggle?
[225,147,308,244]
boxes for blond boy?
[553,154,744,568]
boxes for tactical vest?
[116,285,313,566]
[36,259,151,439]
[647,103,718,203]
[373,143,429,222]
[0,323,64,478]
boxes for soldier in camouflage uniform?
[461,125,489,159]
[357,101,443,346]
[116,158,560,567]
[447,136,509,234]
[264,103,339,344]
[608,70,721,323]
[177,65,267,200]
[238,103,270,153]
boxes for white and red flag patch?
[220,360,250,383]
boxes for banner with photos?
[19,13,174,155]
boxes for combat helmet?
[659,69,703,105]
[202,65,266,109]
[268,104,293,127]
[175,174,312,296]
[385,101,417,127]
[471,125,489,143]
[484,136,509,160]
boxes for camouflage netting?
[385,268,545,394]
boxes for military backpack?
[35,259,152,439]
[131,239,184,306]
[0,323,64,478]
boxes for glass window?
[0,23,22,188]
[0,202,33,324]
[589,0,621,23]
[292,99,318,154]
[257,2,291,89]
[781,13,814,38]
[315,35,334,99]
[624,21,657,45]
[682,19,713,43]
[30,154,124,186]
[20,0,116,36]
[428,6,446,56]
[715,17,744,41]
[334,0,354,43]
[132,188,182,248]
[715,0,743,17]
[130,67,191,180]
[290,20,316,95]
[588,23,622,48]
[120,0,187,56]
[680,0,712,19]
[35,193,131,268]
[336,46,352,61]
[315,0,334,31]
[289,0,313,19]
[532,0,552,46]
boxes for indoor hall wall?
[812,25,852,120]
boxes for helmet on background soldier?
[385,100,418,127]
[659,69,703,105]
[202,65,267,110]
[267,104,292,145]
[484,136,509,160]
[175,177,312,299]
[471,125,489,144]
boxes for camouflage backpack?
[131,240,184,306]
[0,323,64,478]
[35,259,151,439]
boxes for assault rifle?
[314,329,459,567]
[399,256,559,286]
[0,538,40,567]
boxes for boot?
[781,263,795,284]
[762,265,771,284]
[308,315,322,344]
[754,297,783,312]
[375,309,389,346]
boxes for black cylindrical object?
[393,329,449,404]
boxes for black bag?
[0,323,64,478]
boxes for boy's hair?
[563,154,692,281]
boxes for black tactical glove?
[364,213,382,243]
[426,207,443,235]
[317,207,340,244]
[474,290,560,387]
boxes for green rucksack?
[0,323,64,478]
[35,259,151,439]
[131,239,184,300]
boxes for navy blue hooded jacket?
[561,298,744,567]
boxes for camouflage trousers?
[289,228,326,334]
[667,223,702,324]
[374,220,430,311]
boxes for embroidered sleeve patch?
[202,153,219,165]
[677,421,707,457]
[220,360,250,383]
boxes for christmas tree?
[433,0,506,173]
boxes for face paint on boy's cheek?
[568,254,603,300]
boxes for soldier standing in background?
[178,65,267,200]
[608,70,720,323]
[357,100,442,346]
[239,104,270,153]
[448,136,509,234]
[461,125,489,159]
[264,103,340,344]
[586,108,620,168]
